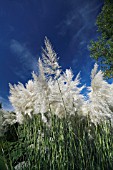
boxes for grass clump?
[0,113,113,170]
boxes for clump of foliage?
[89,0,113,78]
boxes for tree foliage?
[89,0,113,78]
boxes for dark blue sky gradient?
[0,0,104,110]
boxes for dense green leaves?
[89,0,113,78]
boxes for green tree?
[89,0,113,78]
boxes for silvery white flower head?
[48,68,85,117]
[14,161,27,170]
[0,108,17,135]
[62,69,85,112]
[9,80,35,123]
[0,109,8,136]
[32,62,50,115]
[15,112,24,124]
[42,37,61,79]
[2,111,16,126]
[87,63,113,124]
[38,57,45,81]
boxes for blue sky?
[0,0,104,110]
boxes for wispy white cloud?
[82,3,102,15]
[56,1,103,73]
[10,39,38,79]
[72,3,102,41]
[0,96,14,111]
[57,2,102,40]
